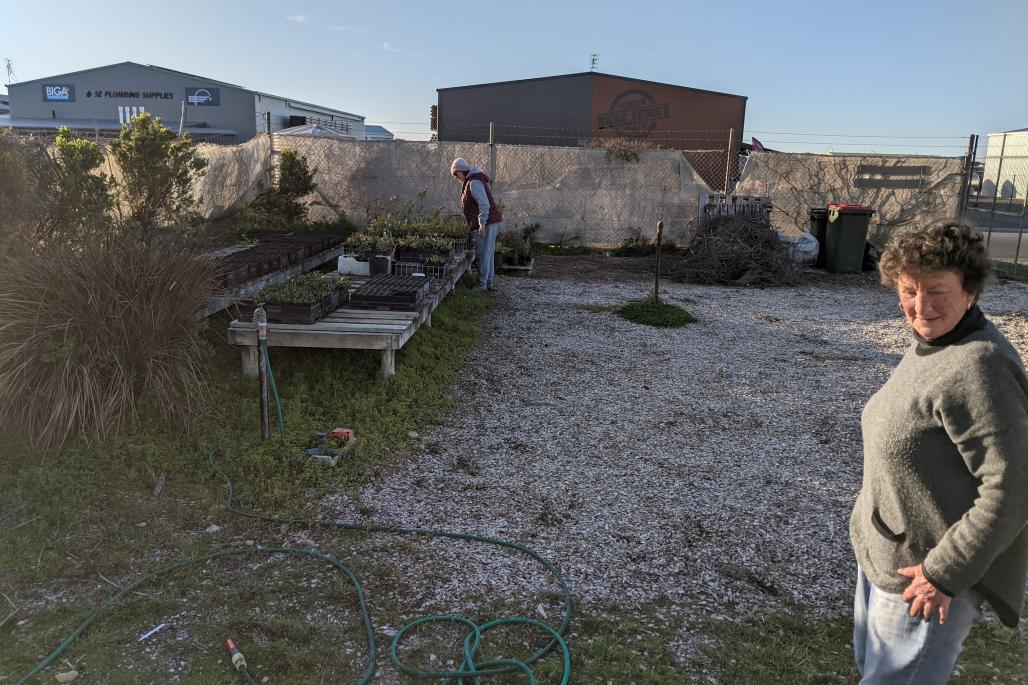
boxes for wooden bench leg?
[381,348,396,378]
[242,346,259,378]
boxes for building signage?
[186,87,220,106]
[597,88,671,138]
[42,84,75,102]
[84,89,176,100]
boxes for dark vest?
[461,172,502,230]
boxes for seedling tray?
[264,300,324,325]
[349,274,430,311]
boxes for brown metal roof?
[438,71,746,101]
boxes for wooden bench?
[227,251,472,378]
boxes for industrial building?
[980,128,1027,203]
[436,72,746,151]
[1,62,365,143]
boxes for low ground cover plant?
[614,295,695,328]
[258,272,348,304]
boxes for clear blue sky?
[4,0,1025,154]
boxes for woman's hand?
[898,563,953,623]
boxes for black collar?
[914,304,987,347]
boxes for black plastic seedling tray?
[348,274,430,311]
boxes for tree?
[278,148,317,199]
[37,127,114,247]
[109,112,208,233]
[0,130,45,247]
[233,148,318,238]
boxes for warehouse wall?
[438,74,595,146]
[9,63,257,140]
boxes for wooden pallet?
[227,251,472,378]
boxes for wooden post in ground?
[655,220,664,302]
[242,346,258,377]
[381,348,396,378]
[256,308,270,442]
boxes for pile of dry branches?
[674,214,802,286]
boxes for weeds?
[614,296,695,328]
[610,227,679,257]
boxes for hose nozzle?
[225,639,247,672]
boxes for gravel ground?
[319,256,1028,668]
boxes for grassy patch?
[0,283,490,683]
[614,296,695,328]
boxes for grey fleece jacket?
[850,317,1028,627]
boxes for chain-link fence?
[736,152,964,241]
[255,136,712,246]
[960,131,1027,265]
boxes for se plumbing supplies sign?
[42,84,75,102]
[186,87,220,106]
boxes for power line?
[746,130,966,140]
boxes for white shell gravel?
[319,261,1027,663]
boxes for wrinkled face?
[897,269,976,341]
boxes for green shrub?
[37,127,115,247]
[0,130,45,246]
[232,149,334,240]
[278,148,317,199]
[109,113,208,234]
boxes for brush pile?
[675,214,801,286]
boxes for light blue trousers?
[853,567,981,684]
[474,222,500,288]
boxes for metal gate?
[960,131,1027,265]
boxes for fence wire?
[960,132,1027,264]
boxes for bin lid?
[828,203,875,213]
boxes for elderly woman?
[850,220,1027,684]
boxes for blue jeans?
[853,567,981,684]
[474,222,500,288]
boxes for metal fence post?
[985,132,1008,248]
[723,127,734,193]
[1015,205,1025,264]
[489,121,497,181]
[958,133,977,215]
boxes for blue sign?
[185,87,220,106]
[42,84,75,102]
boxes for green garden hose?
[16,453,572,683]
[259,339,286,443]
